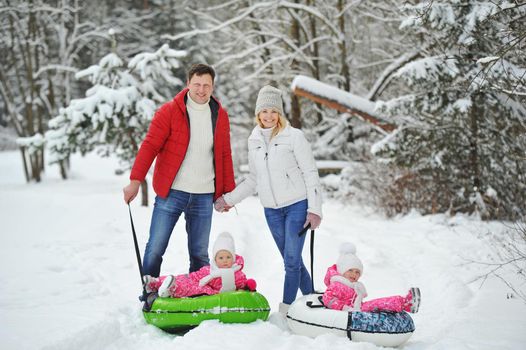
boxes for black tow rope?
[306,296,326,308]
[127,204,147,300]
[298,223,316,293]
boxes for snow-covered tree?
[1,0,255,186]
[375,1,526,219]
[0,0,185,183]
[0,0,107,182]
[46,44,186,205]
[162,1,411,164]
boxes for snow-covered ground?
[1,151,525,350]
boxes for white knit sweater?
[171,94,215,193]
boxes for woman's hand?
[304,212,321,229]
[214,196,232,212]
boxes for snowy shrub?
[495,221,526,302]
[323,159,508,218]
[473,220,526,302]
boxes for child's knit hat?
[212,232,236,259]
[336,242,363,275]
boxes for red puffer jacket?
[130,88,235,200]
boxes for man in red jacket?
[123,64,235,276]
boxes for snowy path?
[0,151,525,350]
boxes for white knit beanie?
[255,85,284,117]
[212,232,236,260]
[336,242,363,275]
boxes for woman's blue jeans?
[143,190,213,277]
[264,199,313,304]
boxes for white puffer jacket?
[224,124,322,217]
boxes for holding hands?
[214,196,232,213]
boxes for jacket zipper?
[264,148,279,207]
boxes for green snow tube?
[143,290,270,332]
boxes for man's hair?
[187,63,215,82]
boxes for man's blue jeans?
[264,199,313,305]
[143,190,213,277]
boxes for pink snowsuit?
[322,264,411,313]
[146,255,250,298]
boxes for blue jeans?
[143,190,213,277]
[264,199,313,304]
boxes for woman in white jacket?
[215,85,323,312]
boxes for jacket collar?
[249,123,291,142]
[173,88,221,133]
[173,87,222,113]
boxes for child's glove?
[245,279,257,291]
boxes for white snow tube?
[287,294,415,347]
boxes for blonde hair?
[255,109,288,139]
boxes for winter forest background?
[2,0,525,218]
[1,0,526,294]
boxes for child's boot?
[158,275,176,298]
[406,287,421,313]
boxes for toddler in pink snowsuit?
[322,242,421,313]
[143,232,257,298]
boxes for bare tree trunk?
[337,0,350,92]
[290,94,302,129]
[31,153,41,182]
[249,12,274,78]
[307,0,323,124]
[20,147,30,182]
[21,1,42,182]
[469,93,482,194]
[289,1,302,129]
[59,159,68,180]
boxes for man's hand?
[214,196,232,213]
[303,212,321,230]
[123,180,141,204]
